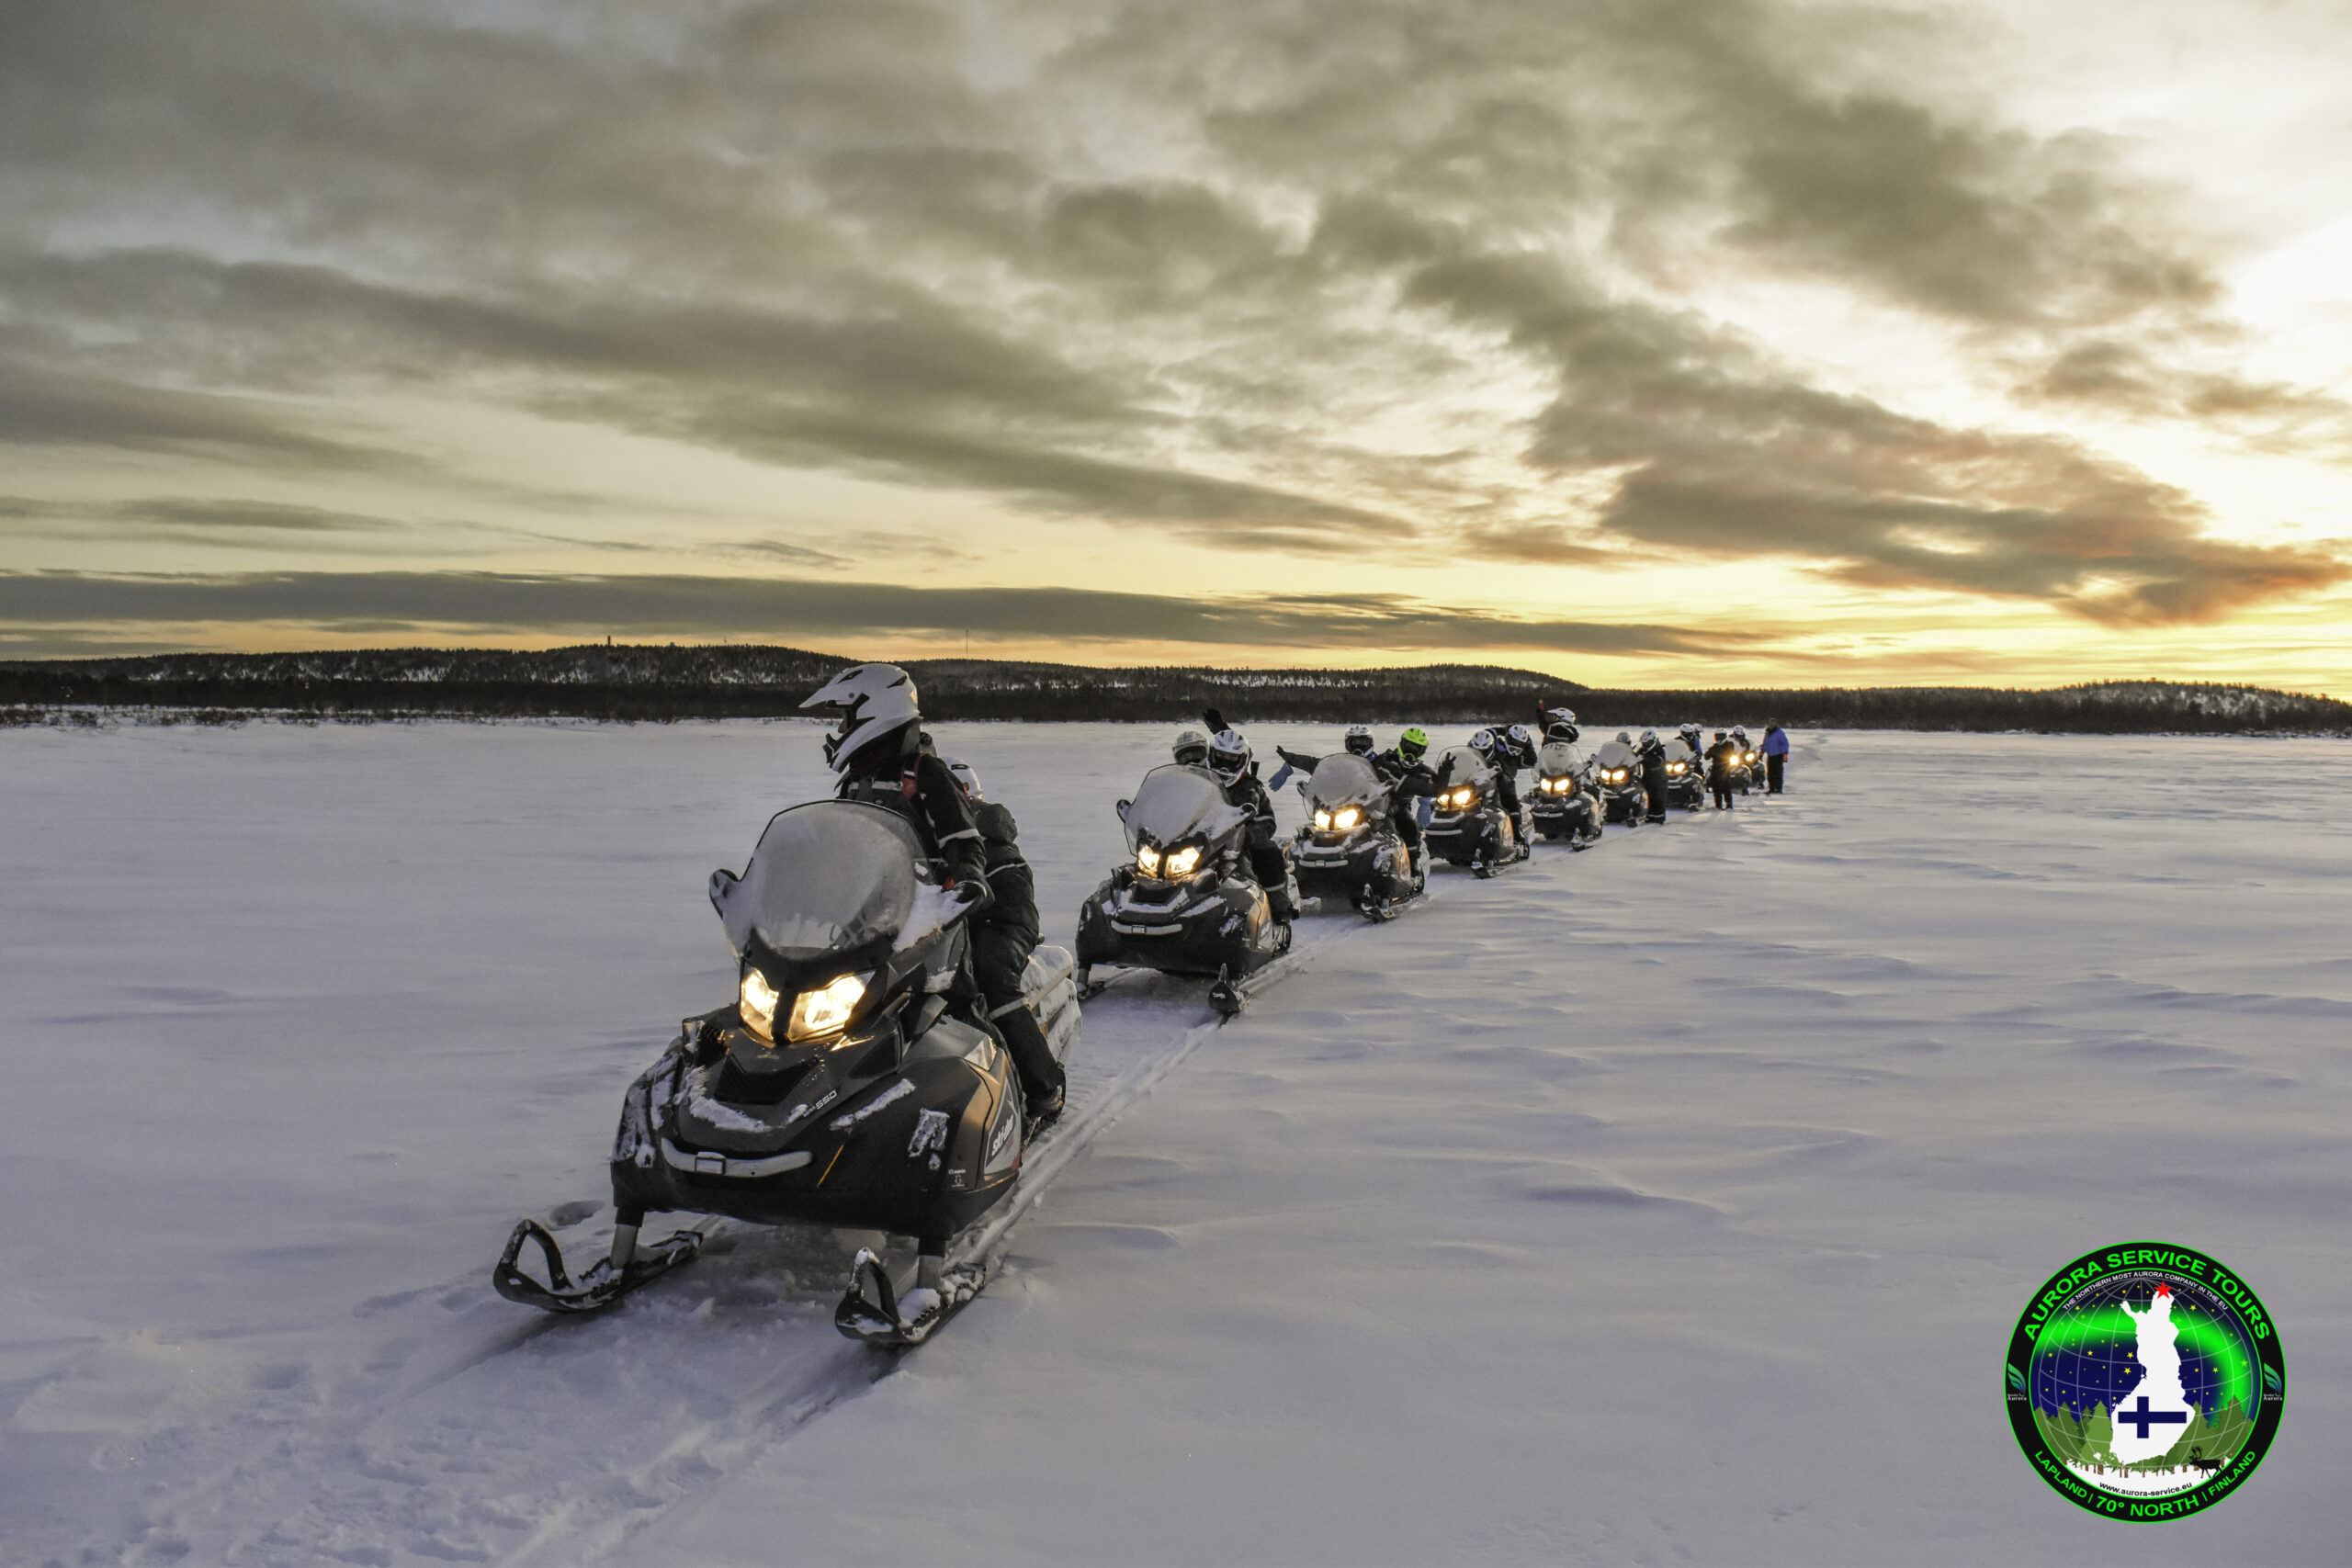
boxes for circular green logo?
[2006,1242,2284,1519]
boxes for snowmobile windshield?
[711,801,925,964]
[1593,740,1636,772]
[1124,764,1248,850]
[1438,745,1495,792]
[1307,752,1383,809]
[1539,739,1585,777]
[1663,738,1696,763]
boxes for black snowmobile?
[1423,744,1529,876]
[1288,751,1422,919]
[1590,738,1646,824]
[1074,762,1291,1014]
[492,800,1081,1347]
[1727,735,1762,795]
[1662,736,1706,811]
[1529,739,1604,847]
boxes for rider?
[1170,728,1210,767]
[1705,728,1738,809]
[802,665,989,903]
[1678,721,1704,759]
[1205,728,1298,923]
[1372,726,1448,853]
[1543,707,1581,744]
[941,757,1067,1127]
[1637,728,1669,824]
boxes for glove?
[948,879,993,918]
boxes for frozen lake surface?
[4,720,2348,1564]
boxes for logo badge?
[2006,1242,2284,1519]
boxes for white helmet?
[1544,706,1577,728]
[1639,728,1658,748]
[1206,728,1250,783]
[1171,728,1209,766]
[1343,724,1374,755]
[942,756,983,802]
[1679,722,1702,740]
[801,663,921,774]
[1733,726,1750,741]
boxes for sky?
[4,0,2351,691]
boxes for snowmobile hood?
[1306,751,1385,809]
[710,801,929,964]
[1539,739,1586,776]
[1120,764,1248,849]
[1592,739,1636,770]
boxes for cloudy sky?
[6,0,2351,689]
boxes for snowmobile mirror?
[1115,798,1131,824]
[708,867,740,916]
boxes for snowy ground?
[4,719,2349,1565]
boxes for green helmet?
[1399,726,1429,761]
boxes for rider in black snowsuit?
[1705,730,1738,810]
[1637,730,1669,824]
[1371,728,1448,854]
[1208,728,1297,922]
[939,760,1066,1124]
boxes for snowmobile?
[1590,738,1646,824]
[492,799,1082,1348]
[1529,739,1604,846]
[1288,751,1422,919]
[1662,736,1706,811]
[1729,736,1763,795]
[1423,744,1529,876]
[1074,762,1291,1015]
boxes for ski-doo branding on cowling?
[1288,751,1422,919]
[1530,739,1604,846]
[492,799,1080,1347]
[1423,745,1529,876]
[1073,762,1290,1015]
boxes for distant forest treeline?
[5,644,2349,734]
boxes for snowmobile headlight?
[1668,761,1685,775]
[1330,805,1363,830]
[786,970,869,1043]
[1312,807,1331,829]
[739,964,782,1041]
[1744,750,1758,764]
[1163,843,1204,878]
[1136,843,1163,878]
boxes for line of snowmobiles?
[492,686,1773,1349]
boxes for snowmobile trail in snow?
[72,863,1452,1567]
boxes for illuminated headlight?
[1330,805,1363,830]
[1744,750,1758,764]
[1313,807,1331,829]
[739,964,782,1040]
[1163,843,1204,878]
[1137,844,1162,878]
[1668,761,1685,774]
[1446,787,1475,808]
[787,971,869,1043]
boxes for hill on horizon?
[4,645,2349,734]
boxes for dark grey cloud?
[0,570,1742,658]
[0,0,2334,628]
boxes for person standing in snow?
[1637,729,1669,824]
[939,758,1066,1126]
[1704,729,1738,810]
[1762,721,1790,795]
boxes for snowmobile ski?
[834,1247,986,1348]
[491,1217,704,1314]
